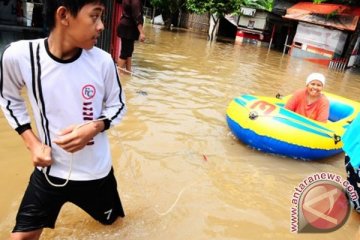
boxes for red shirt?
[285,88,330,122]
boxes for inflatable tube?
[226,93,360,160]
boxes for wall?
[238,11,270,31]
[292,22,347,57]
[0,0,17,25]
[180,13,209,33]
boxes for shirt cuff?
[98,116,111,132]
[15,123,32,135]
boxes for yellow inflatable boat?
[226,93,360,160]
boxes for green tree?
[242,0,273,11]
[313,0,327,3]
[186,0,242,41]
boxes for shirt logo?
[82,85,96,100]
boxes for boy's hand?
[53,121,104,153]
[32,143,53,167]
[20,129,53,167]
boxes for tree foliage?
[242,0,273,11]
[185,0,243,40]
[186,0,242,18]
[313,0,327,3]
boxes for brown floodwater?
[1,24,360,239]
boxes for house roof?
[284,2,360,31]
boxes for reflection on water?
[1,24,360,239]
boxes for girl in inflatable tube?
[285,72,330,123]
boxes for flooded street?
[1,24,360,239]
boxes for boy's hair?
[44,0,106,31]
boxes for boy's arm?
[0,44,32,132]
[101,61,127,128]
[1,43,52,166]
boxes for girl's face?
[306,80,324,97]
[66,3,105,50]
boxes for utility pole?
[344,19,360,68]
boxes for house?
[283,2,360,69]
[235,7,272,46]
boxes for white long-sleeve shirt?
[0,38,127,180]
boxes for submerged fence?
[328,58,347,72]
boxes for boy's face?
[66,3,105,50]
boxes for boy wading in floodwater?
[0,0,127,239]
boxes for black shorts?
[13,168,125,233]
[120,38,135,59]
[345,155,360,213]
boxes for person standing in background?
[117,0,145,74]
